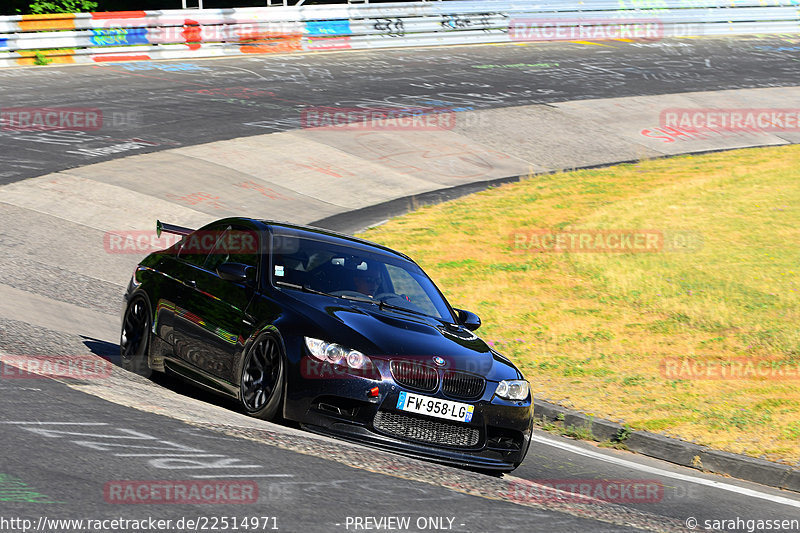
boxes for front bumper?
[284,359,533,472]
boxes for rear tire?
[239,333,285,421]
[120,294,153,378]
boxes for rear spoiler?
[156,219,193,238]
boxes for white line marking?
[115,454,227,457]
[532,434,800,509]
[190,474,294,479]
[218,65,272,83]
[0,422,108,425]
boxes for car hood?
[282,291,521,380]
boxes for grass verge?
[358,145,800,464]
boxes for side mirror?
[454,308,481,331]
[217,262,253,284]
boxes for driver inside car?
[352,269,381,297]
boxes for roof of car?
[256,218,414,262]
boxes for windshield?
[270,228,454,321]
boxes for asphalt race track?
[1,36,800,532]
[2,36,800,184]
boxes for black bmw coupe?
[120,217,533,471]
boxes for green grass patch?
[359,145,800,464]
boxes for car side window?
[204,225,260,276]
[176,231,212,267]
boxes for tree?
[28,0,98,14]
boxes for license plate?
[396,392,474,423]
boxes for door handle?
[187,280,196,288]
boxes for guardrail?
[1,0,798,67]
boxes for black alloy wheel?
[240,333,284,420]
[120,295,152,377]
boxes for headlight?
[305,337,370,371]
[346,350,366,369]
[494,379,529,400]
[324,343,347,365]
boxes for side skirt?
[162,355,240,399]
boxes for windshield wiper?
[274,281,331,297]
[339,294,376,304]
[341,293,426,316]
[377,299,428,317]
[338,294,423,316]
[342,294,430,316]
[342,294,418,316]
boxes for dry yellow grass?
[359,145,800,464]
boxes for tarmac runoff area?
[1,84,800,492]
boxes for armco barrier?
[0,0,799,67]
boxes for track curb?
[533,399,800,493]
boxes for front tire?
[240,333,284,420]
[120,294,152,378]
